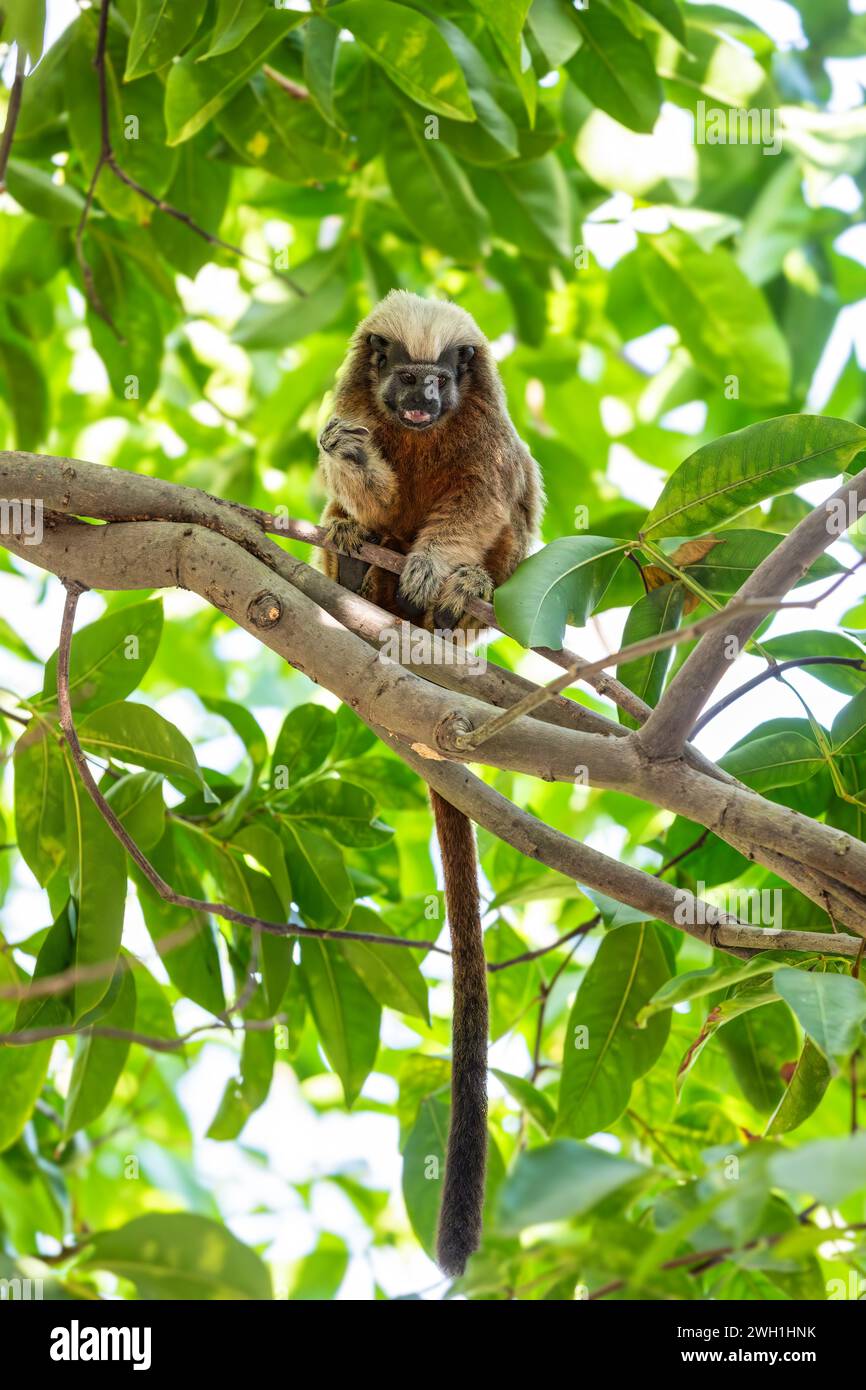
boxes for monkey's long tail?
[430,789,489,1278]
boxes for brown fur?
[316,292,543,1274]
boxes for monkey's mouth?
[400,408,436,428]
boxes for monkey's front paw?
[319,417,371,467]
[433,565,494,629]
[398,551,450,611]
[325,516,369,557]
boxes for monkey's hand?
[319,417,371,466]
[433,564,494,630]
[324,514,370,557]
[319,416,396,520]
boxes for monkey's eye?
[399,371,416,385]
[437,375,448,387]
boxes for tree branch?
[4,453,866,943]
[638,464,866,759]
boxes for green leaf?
[155,136,231,277]
[472,156,573,261]
[336,905,429,1022]
[78,700,212,799]
[720,731,826,794]
[64,773,128,1020]
[491,1068,555,1134]
[134,829,226,1015]
[336,755,426,809]
[568,6,662,134]
[0,329,47,449]
[39,600,163,715]
[80,1213,272,1299]
[105,771,165,851]
[284,779,391,848]
[494,535,626,649]
[303,16,341,127]
[637,229,791,405]
[385,111,490,261]
[639,952,791,1021]
[327,1,475,121]
[15,903,76,1031]
[400,1094,450,1257]
[207,1023,275,1141]
[201,696,267,774]
[762,631,866,695]
[643,415,866,538]
[673,531,844,596]
[497,1140,646,1233]
[556,923,671,1138]
[281,822,353,931]
[771,1132,866,1207]
[718,1001,797,1113]
[774,966,866,1059]
[232,276,347,349]
[617,583,685,729]
[64,961,137,1136]
[526,0,582,68]
[199,0,265,61]
[299,940,380,1105]
[126,0,209,80]
[4,0,46,63]
[164,10,306,145]
[0,952,52,1153]
[765,1038,832,1136]
[287,1232,349,1301]
[272,704,336,787]
[14,722,67,886]
[4,160,87,225]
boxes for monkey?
[316,290,543,1275]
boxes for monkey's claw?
[432,564,494,629]
[319,417,371,466]
[325,516,369,558]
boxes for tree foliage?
[1,0,866,1302]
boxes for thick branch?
[5,458,866,937]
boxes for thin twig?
[73,0,306,327]
[263,65,310,100]
[692,655,866,736]
[0,1014,287,1053]
[0,42,26,192]
[450,593,814,753]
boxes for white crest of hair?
[357,290,486,362]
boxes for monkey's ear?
[457,345,476,366]
[368,333,390,351]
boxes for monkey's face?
[368,334,475,430]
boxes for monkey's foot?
[319,417,371,466]
[398,551,450,611]
[433,565,494,630]
[325,516,370,558]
